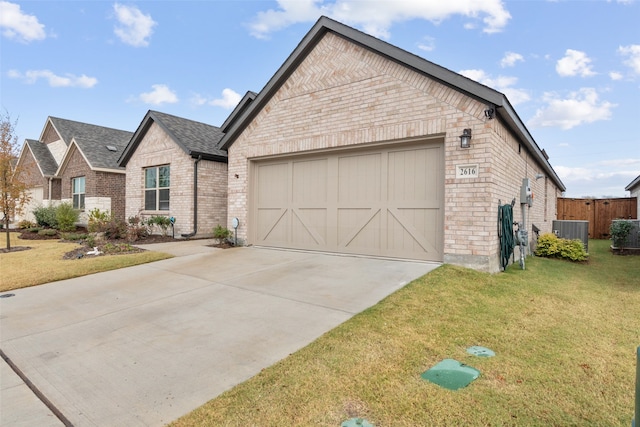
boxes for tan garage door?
[250,141,444,262]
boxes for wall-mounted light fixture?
[459,128,472,149]
[535,173,545,180]
[484,108,495,119]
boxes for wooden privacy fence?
[557,197,638,239]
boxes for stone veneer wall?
[227,32,560,272]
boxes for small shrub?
[26,227,41,233]
[212,224,232,244]
[127,216,149,241]
[38,228,58,237]
[610,220,635,249]
[86,234,96,248]
[88,208,111,233]
[61,232,88,241]
[33,205,58,228]
[18,220,35,229]
[104,218,128,240]
[56,202,80,232]
[148,215,171,236]
[535,233,588,262]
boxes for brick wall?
[227,32,561,272]
[124,121,228,237]
[57,144,127,222]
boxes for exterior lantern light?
[460,128,472,149]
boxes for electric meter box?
[520,178,533,206]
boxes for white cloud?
[500,51,524,68]
[459,69,530,105]
[417,36,435,52]
[191,89,242,109]
[0,1,46,42]
[555,162,640,197]
[210,88,242,109]
[8,69,97,88]
[527,88,615,130]
[609,71,623,80]
[113,3,156,47]
[138,84,178,105]
[556,49,596,77]
[618,44,640,75]
[248,0,511,39]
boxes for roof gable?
[220,91,257,134]
[219,16,564,192]
[119,110,227,166]
[24,139,58,176]
[626,174,640,192]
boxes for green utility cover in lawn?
[421,359,480,390]
[467,346,495,357]
[341,418,374,427]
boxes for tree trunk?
[4,217,9,250]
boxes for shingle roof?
[26,139,58,176]
[218,16,565,192]
[119,110,227,166]
[72,134,131,170]
[48,117,133,170]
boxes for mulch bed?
[2,228,231,258]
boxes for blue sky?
[1,0,638,197]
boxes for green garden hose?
[498,204,515,271]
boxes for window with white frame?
[72,177,85,210]
[145,165,170,211]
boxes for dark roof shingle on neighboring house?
[119,110,227,166]
[26,139,58,176]
[46,117,133,171]
[72,133,132,170]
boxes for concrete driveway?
[1,242,439,426]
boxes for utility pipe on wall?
[181,155,202,238]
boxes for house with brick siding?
[218,16,566,272]
[13,117,133,224]
[118,110,228,238]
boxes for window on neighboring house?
[145,165,170,211]
[72,177,85,210]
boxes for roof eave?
[625,175,640,191]
[190,151,228,164]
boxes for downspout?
[181,155,202,238]
[48,177,52,205]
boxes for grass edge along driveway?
[172,239,639,426]
[0,233,173,292]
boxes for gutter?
[181,155,202,238]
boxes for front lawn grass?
[172,239,640,426]
[0,233,173,292]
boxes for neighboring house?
[626,174,640,218]
[219,16,566,272]
[13,117,133,224]
[118,110,228,237]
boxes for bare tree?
[0,112,30,250]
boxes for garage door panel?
[293,158,327,203]
[257,163,289,205]
[292,208,327,246]
[388,147,441,201]
[251,141,443,262]
[338,153,381,202]
[388,208,440,255]
[341,209,381,251]
[257,208,289,243]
